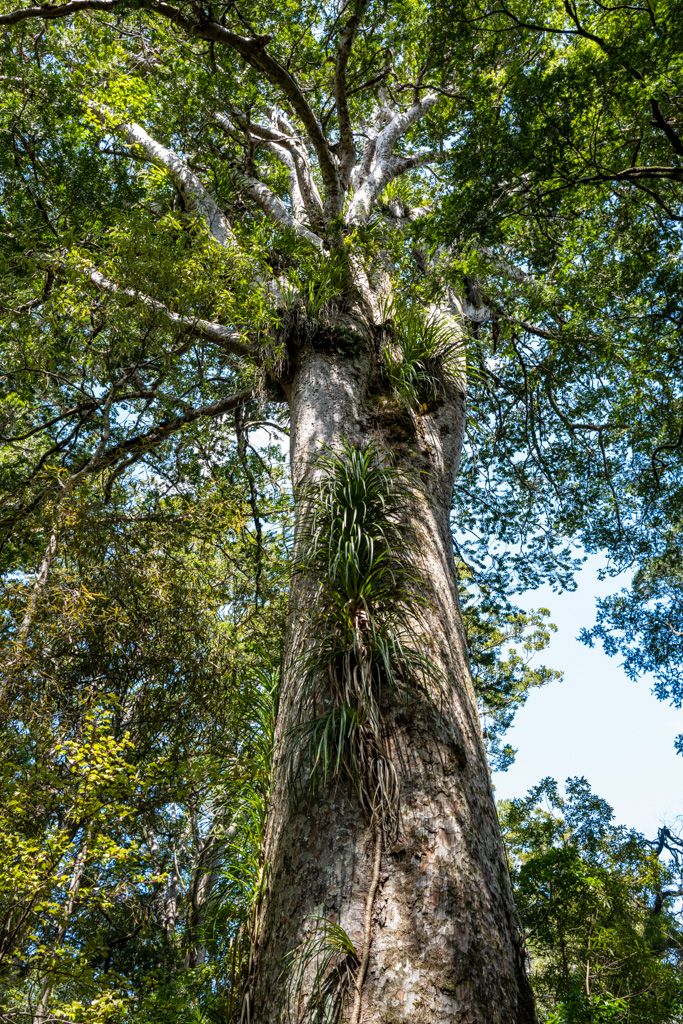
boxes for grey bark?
[251,338,535,1023]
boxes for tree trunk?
[35,842,88,1024]
[251,339,535,1023]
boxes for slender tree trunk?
[34,842,88,1024]
[252,338,535,1023]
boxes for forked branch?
[92,386,256,476]
[347,94,440,224]
[0,0,338,213]
[241,176,324,250]
[215,111,308,223]
[3,1,445,231]
[263,108,325,227]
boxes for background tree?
[0,447,288,1023]
[437,0,683,703]
[501,779,683,1023]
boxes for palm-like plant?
[382,303,465,408]
[281,917,358,1024]
[283,442,439,1021]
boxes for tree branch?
[235,404,263,607]
[650,98,683,157]
[350,98,394,191]
[190,22,341,217]
[93,386,256,475]
[1,0,341,217]
[499,313,562,341]
[262,106,325,226]
[215,111,309,223]
[334,0,370,186]
[392,147,442,176]
[347,94,439,224]
[88,102,234,247]
[9,387,116,654]
[85,268,256,358]
[238,175,324,249]
[0,0,117,24]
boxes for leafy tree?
[501,779,683,1023]
[459,563,562,771]
[0,448,288,1022]
[0,438,560,1023]
[581,531,683,747]
[438,0,683,703]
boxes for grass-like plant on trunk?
[283,441,436,1023]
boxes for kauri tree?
[1,0,682,1019]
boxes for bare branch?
[373,94,439,169]
[392,148,442,176]
[334,0,370,185]
[263,107,325,227]
[235,404,263,607]
[238,175,324,250]
[650,97,683,157]
[260,142,308,222]
[567,164,683,185]
[347,94,440,224]
[215,111,308,223]
[499,313,561,341]
[0,0,118,25]
[350,97,395,192]
[88,102,234,247]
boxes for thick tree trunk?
[251,340,535,1023]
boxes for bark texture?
[252,338,535,1024]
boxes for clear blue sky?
[492,553,683,837]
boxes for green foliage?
[0,0,682,1015]
[459,562,563,770]
[278,256,349,320]
[501,779,683,1023]
[0,437,288,1022]
[280,918,357,1024]
[582,523,683,739]
[0,0,680,686]
[382,302,465,407]
[292,441,433,829]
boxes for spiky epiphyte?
[292,441,433,831]
[281,917,358,1024]
[281,441,438,1022]
[382,303,466,408]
